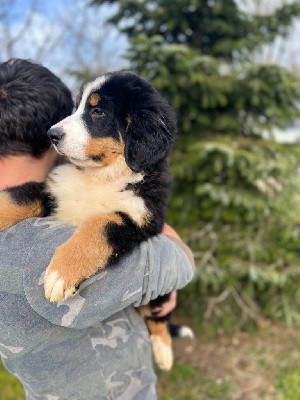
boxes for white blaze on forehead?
[51,74,109,160]
[77,75,108,113]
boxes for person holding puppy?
[0,58,194,399]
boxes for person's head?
[0,58,74,159]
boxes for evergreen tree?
[93,0,300,329]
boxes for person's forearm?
[163,223,195,270]
[70,234,194,328]
[133,235,194,307]
[22,219,194,329]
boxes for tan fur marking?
[86,137,125,166]
[146,320,172,348]
[0,191,43,230]
[45,213,123,298]
[138,305,152,318]
[89,93,101,107]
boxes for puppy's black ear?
[123,75,177,172]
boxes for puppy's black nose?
[47,128,64,145]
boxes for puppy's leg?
[147,318,173,371]
[138,306,173,371]
[44,213,124,302]
[0,182,49,230]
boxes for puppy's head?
[48,71,177,172]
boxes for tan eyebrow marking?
[89,93,101,107]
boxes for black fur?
[168,323,186,338]
[105,160,172,263]
[7,182,57,217]
[110,72,177,172]
[0,59,73,158]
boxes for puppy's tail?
[168,323,195,339]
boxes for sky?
[1,0,300,93]
[0,0,128,92]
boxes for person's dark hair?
[0,58,74,158]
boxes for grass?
[274,336,300,399]
[1,358,232,400]
[276,366,300,400]
[157,363,231,400]
[0,360,24,400]
[2,324,300,400]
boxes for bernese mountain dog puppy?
[0,71,185,370]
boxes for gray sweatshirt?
[0,217,194,400]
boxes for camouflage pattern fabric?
[0,218,193,399]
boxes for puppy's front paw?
[43,243,88,302]
[44,269,79,302]
[43,216,111,302]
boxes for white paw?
[179,326,195,339]
[44,271,77,302]
[151,335,173,371]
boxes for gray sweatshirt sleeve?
[22,218,194,329]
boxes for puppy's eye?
[91,108,105,118]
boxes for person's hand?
[152,291,177,317]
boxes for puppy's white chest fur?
[47,163,148,226]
